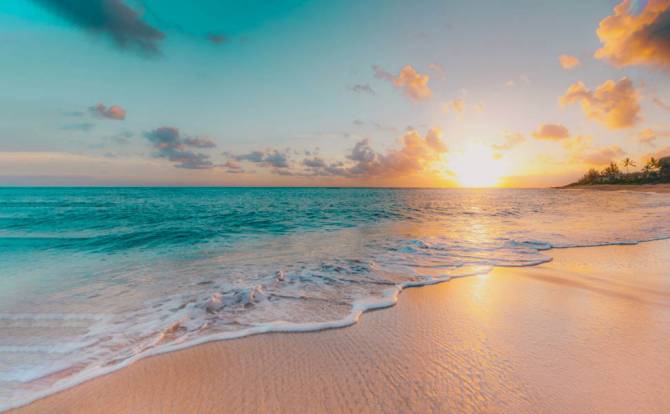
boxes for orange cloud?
[560,77,640,129]
[532,123,570,140]
[561,135,591,155]
[561,135,625,166]
[350,128,446,176]
[373,64,432,101]
[639,128,657,145]
[595,0,670,70]
[303,128,447,179]
[581,145,626,165]
[559,54,581,69]
[394,65,432,101]
[638,128,670,146]
[441,99,465,114]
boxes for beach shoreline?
[9,239,670,414]
[561,183,670,193]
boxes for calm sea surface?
[1,187,670,409]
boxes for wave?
[3,235,669,412]
[2,188,670,411]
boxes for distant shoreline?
[562,183,670,193]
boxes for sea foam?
[2,187,670,411]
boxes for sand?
[10,239,670,414]
[564,183,670,193]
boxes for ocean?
[1,187,670,409]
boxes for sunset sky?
[1,0,669,187]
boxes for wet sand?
[564,183,670,193]
[10,239,670,413]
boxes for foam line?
[4,236,670,412]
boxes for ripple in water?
[1,187,670,410]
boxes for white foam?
[1,234,669,412]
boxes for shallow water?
[1,187,670,410]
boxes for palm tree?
[601,161,621,181]
[622,158,636,174]
[643,157,659,178]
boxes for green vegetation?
[569,156,670,186]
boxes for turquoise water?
[2,187,670,409]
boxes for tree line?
[572,156,670,185]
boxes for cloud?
[90,103,126,120]
[302,157,327,169]
[581,145,626,165]
[532,123,570,140]
[561,135,592,154]
[654,97,670,111]
[349,83,375,95]
[350,128,447,176]
[34,0,165,55]
[492,132,524,158]
[442,99,464,114]
[559,54,581,69]
[560,77,641,129]
[145,126,216,169]
[394,65,432,101]
[221,160,244,173]
[299,157,348,177]
[638,128,670,146]
[303,128,447,179]
[561,135,626,166]
[644,146,670,160]
[183,136,216,148]
[373,64,432,101]
[372,65,394,81]
[232,149,290,169]
[595,0,670,70]
[638,128,657,145]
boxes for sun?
[448,144,508,188]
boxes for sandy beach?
[10,239,670,413]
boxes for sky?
[1,0,669,187]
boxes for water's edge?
[4,236,668,413]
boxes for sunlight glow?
[448,145,508,188]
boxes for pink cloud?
[532,123,570,140]
[90,103,126,120]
